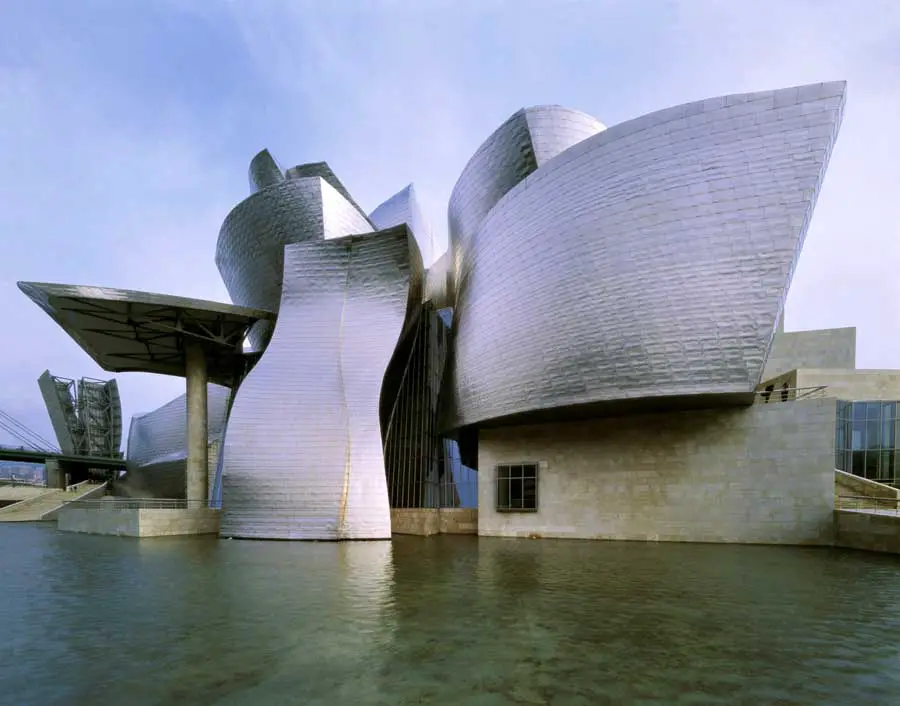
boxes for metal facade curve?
[444,82,847,430]
[124,384,230,497]
[448,105,605,282]
[215,175,371,348]
[370,183,436,268]
[220,226,420,540]
[248,148,284,193]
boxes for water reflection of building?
[21,80,899,545]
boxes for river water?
[3,523,900,705]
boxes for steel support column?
[185,341,209,504]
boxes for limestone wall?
[835,510,900,554]
[795,369,900,401]
[762,327,856,380]
[834,469,899,501]
[58,507,220,537]
[391,508,477,536]
[478,399,836,545]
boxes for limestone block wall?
[834,510,900,554]
[390,508,478,536]
[762,327,856,380]
[58,507,220,537]
[478,399,836,545]
[834,469,899,501]
[795,369,900,401]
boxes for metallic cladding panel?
[370,183,436,267]
[423,250,453,308]
[248,149,284,193]
[285,162,374,229]
[448,105,605,282]
[124,384,230,497]
[220,226,420,540]
[444,82,847,429]
[215,176,371,349]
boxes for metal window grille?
[496,463,538,512]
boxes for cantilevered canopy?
[18,282,275,385]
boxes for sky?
[1,0,898,449]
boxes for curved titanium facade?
[448,105,605,281]
[443,82,847,430]
[125,384,230,498]
[370,183,436,268]
[215,176,372,348]
[220,226,421,540]
[248,148,284,193]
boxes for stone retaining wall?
[58,507,220,537]
[391,509,478,536]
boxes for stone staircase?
[0,482,106,522]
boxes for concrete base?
[391,508,478,536]
[58,507,220,537]
[834,509,900,554]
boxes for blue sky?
[1,0,898,447]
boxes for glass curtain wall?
[835,401,900,484]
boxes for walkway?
[0,483,105,522]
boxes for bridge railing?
[64,497,216,510]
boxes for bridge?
[0,446,126,469]
[0,407,127,486]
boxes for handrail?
[755,385,829,403]
[836,494,900,514]
[64,497,217,510]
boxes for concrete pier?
[185,341,209,504]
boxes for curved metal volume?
[125,385,230,498]
[448,105,605,283]
[220,226,420,540]
[443,82,847,430]
[215,171,372,349]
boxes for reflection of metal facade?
[370,183,436,268]
[443,82,847,430]
[220,226,421,540]
[215,174,371,349]
[37,370,122,457]
[125,384,230,498]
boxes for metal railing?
[755,385,829,403]
[64,497,216,510]
[836,494,900,515]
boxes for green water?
[3,523,900,705]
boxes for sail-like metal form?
[216,160,373,350]
[38,370,122,457]
[370,183,436,268]
[124,384,230,498]
[220,226,421,539]
[442,82,847,430]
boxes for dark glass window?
[835,400,900,485]
[496,463,538,512]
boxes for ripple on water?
[3,526,900,705]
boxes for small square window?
[496,463,538,512]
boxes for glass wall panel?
[835,400,900,485]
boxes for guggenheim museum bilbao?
[25,80,894,545]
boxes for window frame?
[495,462,539,513]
